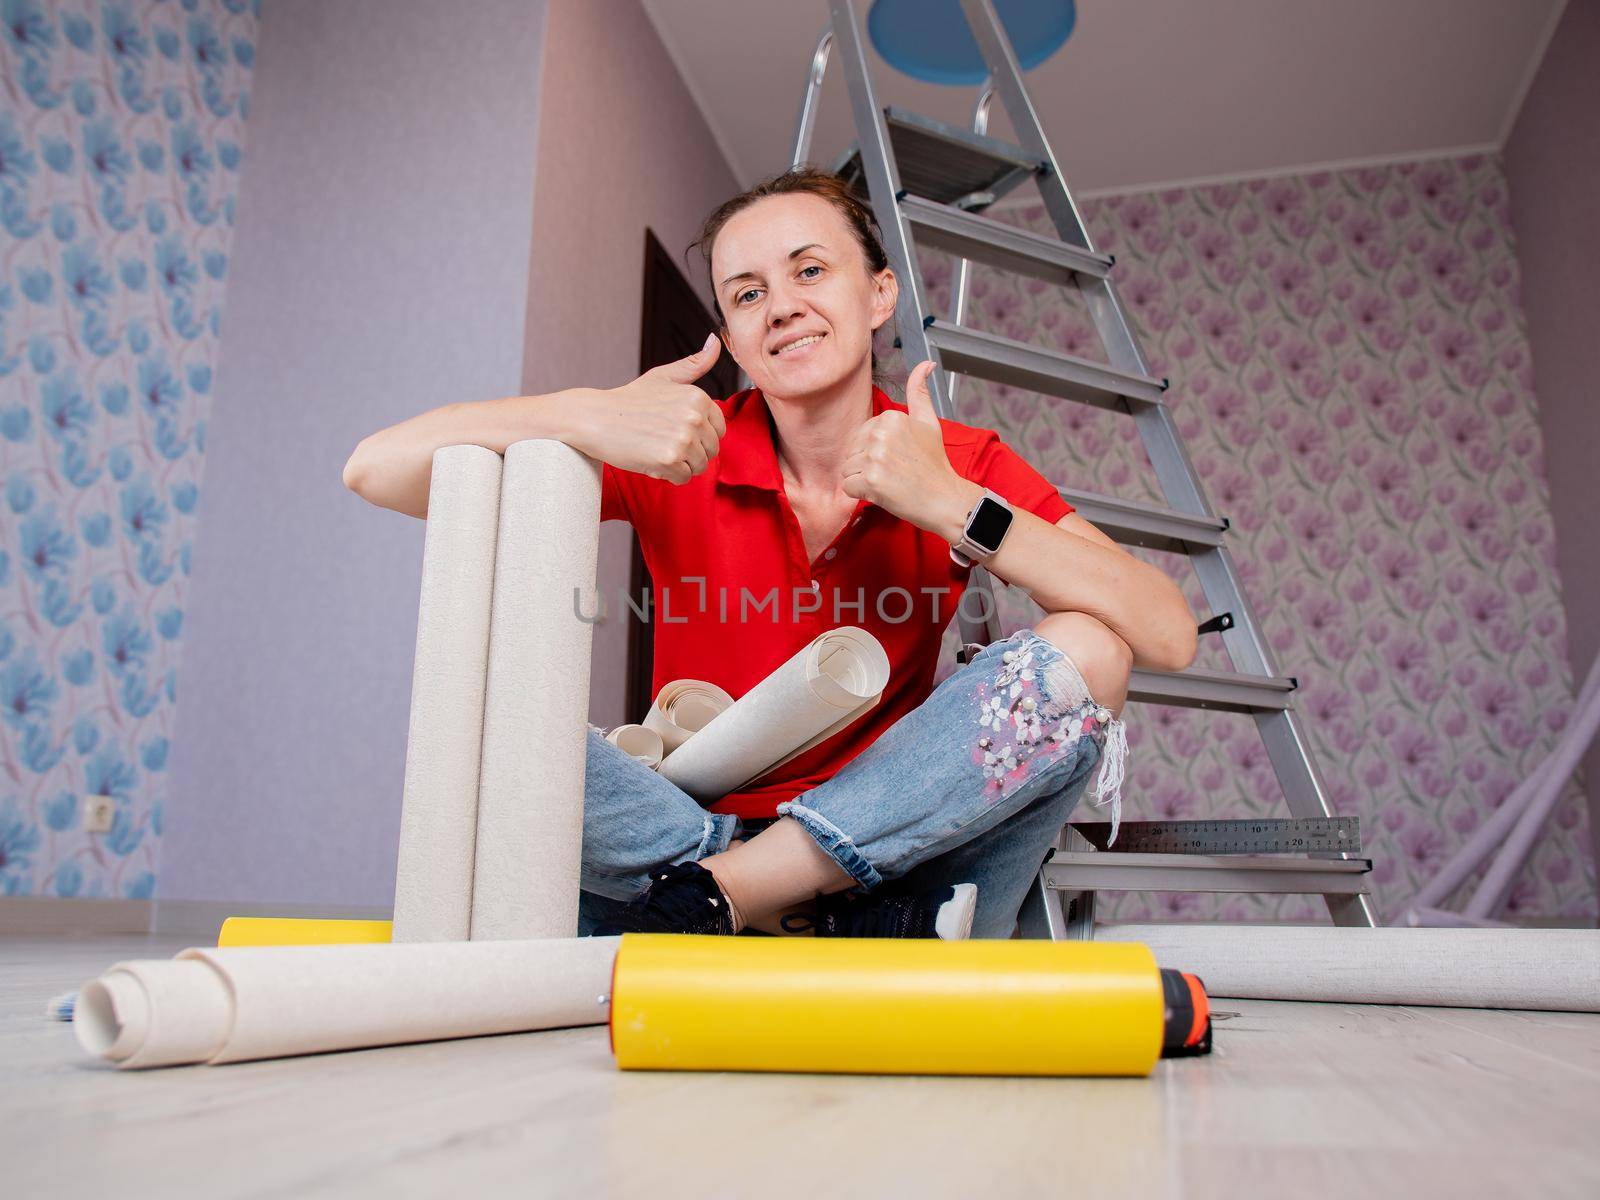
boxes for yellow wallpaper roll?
[610,935,1165,1077]
[217,918,394,947]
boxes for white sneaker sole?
[934,883,978,940]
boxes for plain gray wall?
[1505,0,1600,880]
[156,0,549,910]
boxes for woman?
[344,167,1197,939]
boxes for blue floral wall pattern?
[0,0,256,898]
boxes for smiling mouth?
[772,333,827,356]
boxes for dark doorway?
[628,229,742,722]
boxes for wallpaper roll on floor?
[642,681,733,753]
[392,445,503,944]
[218,917,393,947]
[657,627,890,801]
[605,724,665,768]
[471,440,601,941]
[73,937,620,1070]
[610,934,1165,1077]
[1101,925,1600,1012]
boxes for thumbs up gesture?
[569,333,728,484]
[842,360,975,531]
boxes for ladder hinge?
[1197,612,1233,637]
[894,187,908,201]
[922,315,936,329]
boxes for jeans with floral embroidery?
[576,627,1126,939]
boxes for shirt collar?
[716,384,896,492]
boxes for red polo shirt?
[600,384,1074,818]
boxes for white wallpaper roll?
[73,937,620,1070]
[1102,925,1600,1012]
[471,440,601,940]
[392,445,503,943]
[658,627,890,801]
[642,680,733,753]
[605,723,665,768]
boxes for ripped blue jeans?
[577,627,1128,939]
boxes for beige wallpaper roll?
[392,445,503,943]
[642,680,733,753]
[1102,925,1600,1012]
[658,627,890,801]
[605,723,665,768]
[73,937,620,1069]
[471,440,601,940]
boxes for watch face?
[967,496,1014,551]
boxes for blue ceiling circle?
[867,0,1076,86]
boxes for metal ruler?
[1068,817,1361,856]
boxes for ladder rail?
[946,84,994,409]
[791,23,834,168]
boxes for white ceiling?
[640,0,1567,198]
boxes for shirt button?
[823,548,837,561]
[810,579,820,591]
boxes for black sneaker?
[594,861,736,936]
[781,882,978,939]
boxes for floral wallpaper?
[0,0,256,898]
[919,154,1595,922]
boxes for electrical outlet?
[83,794,115,835]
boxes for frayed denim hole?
[1037,648,1094,715]
[1026,634,1117,756]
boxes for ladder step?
[1042,853,1371,895]
[1128,666,1296,713]
[925,320,1167,412]
[898,194,1113,285]
[1060,487,1227,553]
[836,107,1038,208]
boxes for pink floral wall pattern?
[920,154,1596,922]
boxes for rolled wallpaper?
[392,445,503,944]
[605,723,666,769]
[642,680,734,754]
[471,440,601,941]
[610,934,1166,1077]
[656,627,890,801]
[73,937,619,1070]
[1102,925,1600,1012]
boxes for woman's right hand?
[567,333,728,484]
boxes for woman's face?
[711,192,897,401]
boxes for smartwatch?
[949,488,1015,568]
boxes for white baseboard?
[152,898,394,938]
[0,898,153,935]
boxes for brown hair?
[687,166,895,386]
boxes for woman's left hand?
[841,360,979,535]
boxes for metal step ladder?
[795,0,1377,935]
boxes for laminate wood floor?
[5,933,1598,1199]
